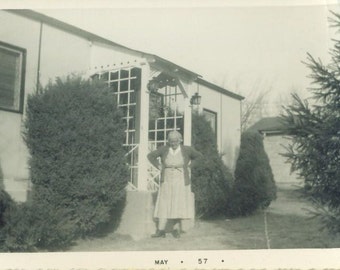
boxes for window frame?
[0,41,26,114]
[203,108,218,140]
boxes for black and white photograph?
[0,0,340,269]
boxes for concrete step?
[116,190,195,240]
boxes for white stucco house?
[0,9,244,237]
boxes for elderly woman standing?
[147,130,202,238]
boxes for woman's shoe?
[171,229,180,238]
[151,230,166,238]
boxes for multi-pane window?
[0,41,26,113]
[97,67,141,145]
[147,80,184,191]
[148,83,184,150]
[96,67,141,189]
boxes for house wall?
[0,12,94,201]
[0,11,41,200]
[195,82,241,171]
[39,24,91,86]
[220,94,242,171]
[263,135,301,184]
[0,11,143,200]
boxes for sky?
[13,0,340,115]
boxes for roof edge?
[6,9,200,79]
[196,78,244,101]
[151,55,201,79]
[6,9,135,52]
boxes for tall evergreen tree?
[281,12,340,233]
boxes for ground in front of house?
[69,183,340,251]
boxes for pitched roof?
[248,117,286,134]
[6,9,200,79]
[196,78,244,101]
[6,9,243,100]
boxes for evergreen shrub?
[281,12,340,233]
[191,113,233,218]
[229,131,276,216]
[0,190,14,228]
[4,75,129,250]
[0,164,15,250]
[1,202,75,251]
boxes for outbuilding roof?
[248,117,287,135]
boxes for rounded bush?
[230,131,276,216]
[1,202,75,252]
[16,75,129,250]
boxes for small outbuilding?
[248,117,301,185]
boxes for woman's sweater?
[147,144,202,185]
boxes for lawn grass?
[70,184,340,251]
[265,183,340,248]
[267,212,340,249]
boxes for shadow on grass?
[277,184,307,202]
[70,185,340,251]
[71,211,340,251]
[211,211,268,249]
[212,210,340,249]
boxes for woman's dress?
[154,149,194,219]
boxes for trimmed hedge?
[191,113,233,218]
[1,202,74,252]
[0,190,14,228]
[0,192,13,251]
[0,163,15,251]
[3,76,129,251]
[229,131,276,216]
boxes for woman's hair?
[167,130,183,142]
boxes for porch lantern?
[190,92,201,106]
